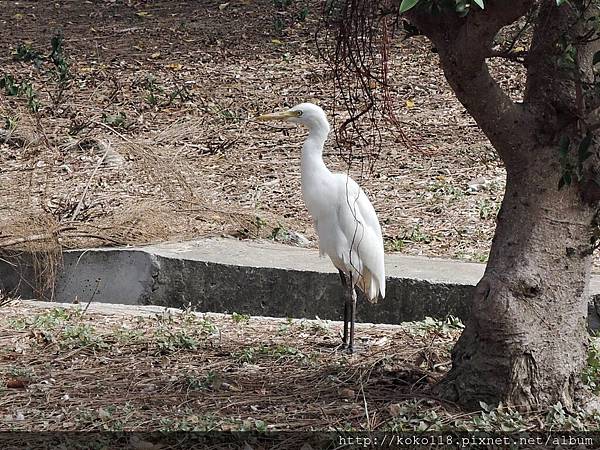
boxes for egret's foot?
[334,342,358,355]
[334,341,348,352]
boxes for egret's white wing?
[313,218,326,257]
[333,174,386,300]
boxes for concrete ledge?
[2,238,600,328]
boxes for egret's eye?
[296,110,303,117]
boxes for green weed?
[232,312,250,324]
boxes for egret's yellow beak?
[256,109,301,121]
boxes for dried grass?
[0,301,461,432]
[2,301,599,437]
[0,0,520,272]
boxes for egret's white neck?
[301,123,330,180]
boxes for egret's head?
[257,102,330,134]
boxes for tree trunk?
[438,150,596,410]
[397,0,600,410]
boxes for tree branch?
[487,49,528,64]
[404,1,537,167]
[525,1,600,137]
[0,226,75,248]
[524,2,573,121]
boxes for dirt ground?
[0,0,525,265]
[0,300,459,433]
[1,300,599,438]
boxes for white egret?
[257,103,386,352]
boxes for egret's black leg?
[343,293,351,347]
[338,269,347,287]
[348,286,357,353]
[338,270,349,347]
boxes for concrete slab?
[144,239,485,285]
[1,238,599,328]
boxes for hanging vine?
[317,0,412,176]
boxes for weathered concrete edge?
[12,299,406,331]
[2,238,600,329]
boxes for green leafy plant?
[13,43,43,66]
[474,251,489,263]
[271,0,309,34]
[154,329,200,353]
[183,370,218,390]
[426,180,465,199]
[297,6,309,21]
[3,33,71,111]
[61,323,107,349]
[399,0,420,13]
[407,316,464,337]
[8,366,35,381]
[471,402,528,432]
[151,314,216,355]
[386,237,405,251]
[477,198,498,220]
[9,307,74,331]
[271,224,288,241]
[233,343,304,363]
[102,112,128,129]
[0,75,39,112]
[254,216,268,235]
[583,337,600,393]
[544,402,586,430]
[387,401,444,431]
[143,76,163,106]
[168,83,193,104]
[48,32,70,105]
[4,115,19,131]
[407,224,431,243]
[232,312,251,324]
[140,76,193,108]
[399,0,484,15]
[557,132,595,190]
[50,33,70,83]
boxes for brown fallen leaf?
[6,378,28,389]
[338,387,355,399]
[166,63,183,71]
[388,402,403,417]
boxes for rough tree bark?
[406,0,600,409]
[444,153,595,410]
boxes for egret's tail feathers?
[359,268,385,304]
